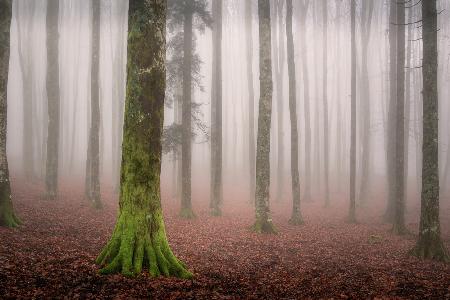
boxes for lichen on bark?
[96,0,192,278]
[0,0,20,228]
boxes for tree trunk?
[393,1,406,234]
[253,0,276,234]
[384,0,397,222]
[180,8,195,219]
[210,0,223,216]
[86,0,102,209]
[286,0,302,226]
[245,0,256,204]
[410,0,449,262]
[45,0,60,200]
[348,0,356,223]
[322,0,329,207]
[0,0,20,228]
[96,0,192,278]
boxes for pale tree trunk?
[210,0,223,216]
[45,0,60,200]
[349,0,356,223]
[245,0,256,203]
[286,0,302,225]
[322,0,329,207]
[393,1,406,234]
[411,0,449,262]
[86,0,102,209]
[253,0,276,234]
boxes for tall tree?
[348,0,356,223]
[298,0,311,202]
[385,0,398,222]
[392,0,406,234]
[96,0,192,278]
[0,0,20,228]
[322,0,329,206]
[86,0,102,209]
[286,0,303,225]
[410,0,449,262]
[245,0,256,202]
[45,0,60,200]
[358,0,374,205]
[253,0,276,234]
[210,0,222,216]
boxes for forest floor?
[1,180,450,299]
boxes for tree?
[322,0,330,207]
[286,0,303,225]
[348,0,356,223]
[210,0,222,216]
[96,0,192,278]
[253,0,276,234]
[86,0,102,209]
[410,0,449,262]
[168,0,211,219]
[392,0,406,235]
[245,0,256,203]
[45,0,60,200]
[0,0,20,228]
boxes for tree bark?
[322,0,329,207]
[210,0,223,216]
[253,0,276,234]
[410,0,449,262]
[45,0,60,200]
[348,0,356,223]
[96,0,192,277]
[0,0,20,228]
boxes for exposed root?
[179,207,196,219]
[252,218,277,234]
[410,238,450,263]
[0,210,21,228]
[96,212,192,278]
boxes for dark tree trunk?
[210,0,223,216]
[410,0,449,262]
[180,8,195,219]
[0,0,20,228]
[286,0,302,225]
[86,0,102,209]
[253,0,276,234]
[45,0,60,200]
[348,0,356,223]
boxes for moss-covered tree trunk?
[253,0,275,234]
[286,0,302,226]
[86,0,102,209]
[348,0,356,223]
[210,0,223,216]
[393,1,406,235]
[96,0,192,277]
[180,7,195,219]
[245,0,256,204]
[45,0,60,200]
[0,0,20,228]
[410,0,449,262]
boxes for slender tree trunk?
[348,0,356,223]
[322,0,329,207]
[286,0,302,225]
[393,1,406,234]
[96,1,192,277]
[246,0,256,204]
[253,0,276,234]
[45,0,60,200]
[180,8,195,219]
[86,0,102,209]
[335,0,342,191]
[210,0,223,216]
[0,0,20,228]
[384,0,397,222]
[410,0,449,262]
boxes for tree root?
[410,238,450,263]
[179,207,196,219]
[288,213,304,226]
[96,212,192,278]
[0,210,21,228]
[252,218,277,234]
